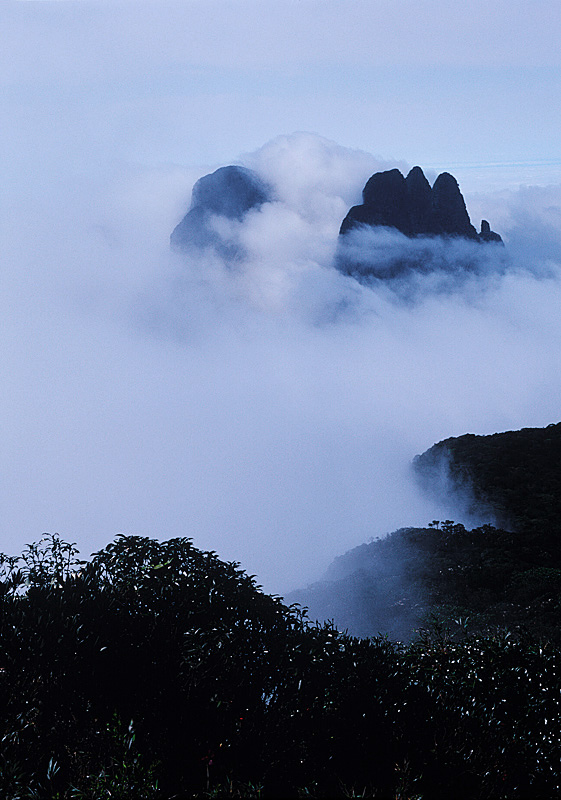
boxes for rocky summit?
[170,165,271,254]
[170,162,504,285]
[339,166,502,243]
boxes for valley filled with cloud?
[4,0,561,593]
[4,128,561,592]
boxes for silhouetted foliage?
[290,422,561,642]
[1,532,561,797]
[414,421,561,534]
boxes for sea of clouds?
[5,130,561,593]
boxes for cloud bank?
[4,131,561,595]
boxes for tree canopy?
[1,533,561,798]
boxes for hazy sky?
[4,0,561,188]
[3,0,561,592]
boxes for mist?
[5,1,561,595]
[4,127,561,594]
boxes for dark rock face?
[405,166,432,234]
[429,172,478,239]
[340,169,406,235]
[171,166,271,253]
[361,169,408,230]
[337,166,504,284]
[339,166,502,244]
[479,219,503,243]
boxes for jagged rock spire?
[429,172,478,239]
[405,166,432,234]
[339,166,501,244]
[479,219,503,243]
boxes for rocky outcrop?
[479,219,503,243]
[343,168,409,234]
[405,166,432,234]
[430,172,478,239]
[339,166,502,243]
[170,166,271,253]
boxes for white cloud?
[4,0,561,594]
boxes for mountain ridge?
[289,421,561,641]
[339,166,502,242]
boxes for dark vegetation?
[292,421,561,642]
[0,532,560,800]
[414,421,561,534]
[1,534,560,799]
[292,521,561,643]
[2,422,561,797]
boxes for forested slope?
[291,422,561,642]
[2,424,561,797]
[1,533,561,799]
[413,421,561,533]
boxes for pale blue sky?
[4,0,561,191]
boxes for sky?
[3,0,561,592]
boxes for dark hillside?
[290,521,561,643]
[2,534,561,798]
[413,421,561,532]
[291,422,561,643]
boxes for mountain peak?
[339,166,501,244]
[405,166,432,233]
[171,165,271,253]
[430,172,478,239]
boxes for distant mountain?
[336,167,503,281]
[170,165,271,256]
[339,166,502,242]
[171,163,504,286]
[289,422,561,642]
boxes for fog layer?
[3,128,561,592]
